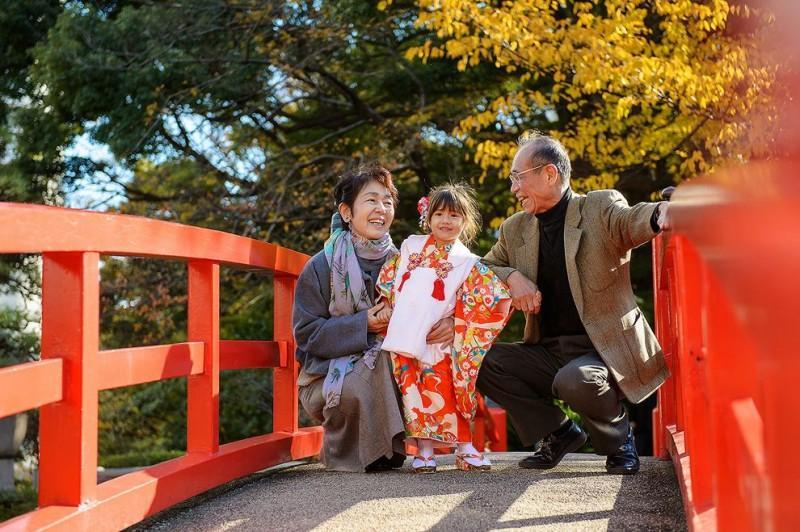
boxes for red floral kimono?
[377,235,512,444]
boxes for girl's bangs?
[429,190,465,215]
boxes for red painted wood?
[272,275,299,434]
[653,161,800,530]
[673,240,714,512]
[0,202,307,275]
[187,260,220,453]
[95,339,287,391]
[97,342,205,390]
[219,340,286,370]
[0,428,323,531]
[488,407,507,452]
[39,252,100,507]
[0,359,63,418]
[666,426,717,531]
[0,203,322,531]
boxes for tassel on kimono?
[398,270,411,292]
[432,278,445,300]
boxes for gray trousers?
[476,334,629,455]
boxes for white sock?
[457,443,479,456]
[418,439,435,459]
[457,443,485,466]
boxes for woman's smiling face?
[339,180,395,239]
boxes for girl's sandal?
[412,456,436,474]
[455,453,491,471]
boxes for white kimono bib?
[382,234,478,366]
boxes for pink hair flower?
[417,196,430,216]
[417,196,430,228]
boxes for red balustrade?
[0,203,322,531]
[652,164,800,531]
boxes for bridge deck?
[132,453,685,531]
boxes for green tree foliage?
[5,1,508,456]
[0,0,67,204]
[24,0,505,248]
[1,1,778,462]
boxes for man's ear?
[545,164,560,186]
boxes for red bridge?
[0,204,322,529]
[1,162,798,530]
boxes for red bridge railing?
[0,203,322,530]
[651,163,799,531]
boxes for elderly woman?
[293,164,416,472]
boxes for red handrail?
[652,163,800,531]
[0,203,322,531]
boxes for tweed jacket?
[483,189,668,404]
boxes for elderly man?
[478,132,669,474]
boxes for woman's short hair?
[333,164,399,224]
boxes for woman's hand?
[426,316,455,347]
[367,301,391,332]
[507,271,542,313]
[375,305,393,323]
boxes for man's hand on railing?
[657,186,675,231]
[656,202,671,231]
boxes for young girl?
[377,183,512,473]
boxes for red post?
[489,407,507,452]
[651,235,673,458]
[674,239,715,512]
[187,260,220,453]
[273,275,299,433]
[704,267,764,530]
[39,252,99,506]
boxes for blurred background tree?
[0,0,780,466]
[402,0,777,203]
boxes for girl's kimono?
[378,234,512,444]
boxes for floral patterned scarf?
[322,212,396,410]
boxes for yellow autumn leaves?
[385,0,777,190]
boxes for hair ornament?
[417,196,430,228]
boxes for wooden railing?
[0,203,322,531]
[651,163,799,531]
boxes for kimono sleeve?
[450,261,513,420]
[376,252,400,307]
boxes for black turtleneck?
[536,189,586,338]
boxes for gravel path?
[131,453,686,531]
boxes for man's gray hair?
[518,131,571,185]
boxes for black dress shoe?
[388,452,406,469]
[605,429,640,475]
[365,456,392,472]
[519,421,587,469]
[365,453,406,472]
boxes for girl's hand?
[367,301,390,332]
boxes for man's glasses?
[508,163,547,186]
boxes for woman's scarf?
[322,211,396,410]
